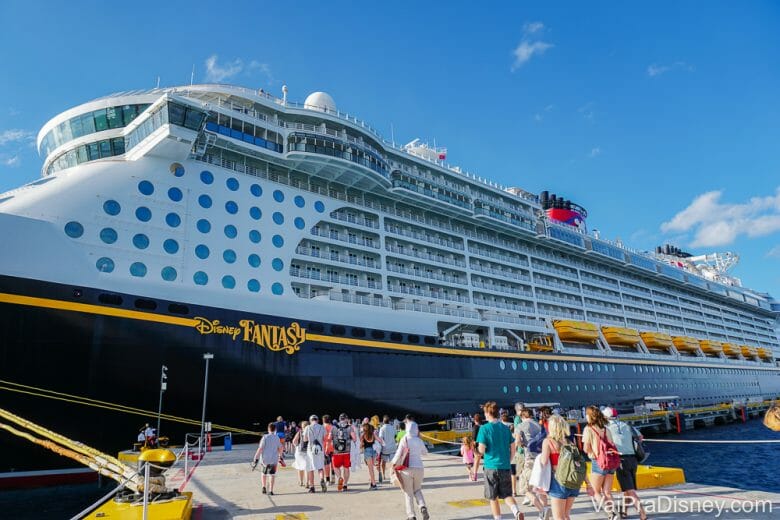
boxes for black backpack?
[333,425,351,453]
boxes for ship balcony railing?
[473,206,535,231]
[652,292,679,304]
[580,273,621,289]
[294,247,380,269]
[622,297,655,310]
[466,231,528,252]
[678,300,703,312]
[391,179,473,209]
[469,247,530,268]
[482,313,542,327]
[623,309,655,320]
[328,291,391,307]
[386,264,467,285]
[619,285,653,299]
[390,170,473,199]
[387,284,469,303]
[533,250,586,269]
[534,278,582,295]
[472,281,534,298]
[536,293,583,306]
[287,140,389,178]
[286,125,387,163]
[585,314,626,327]
[582,289,620,301]
[474,197,536,220]
[290,267,381,289]
[330,211,379,229]
[532,263,580,281]
[539,309,584,320]
[384,224,464,250]
[474,299,535,313]
[385,245,467,267]
[585,302,623,313]
[311,227,380,249]
[212,98,284,127]
[470,264,532,283]
[392,301,481,320]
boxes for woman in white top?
[391,422,430,520]
[292,420,309,486]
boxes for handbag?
[632,434,648,463]
[528,455,551,492]
[393,440,410,471]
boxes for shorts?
[324,454,332,466]
[510,463,517,476]
[363,446,377,462]
[332,453,351,468]
[548,474,580,499]
[464,462,474,469]
[591,458,616,476]
[483,468,513,500]
[262,464,277,475]
[615,455,638,491]
[380,453,393,462]
[276,432,286,441]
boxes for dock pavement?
[184,444,780,519]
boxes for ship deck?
[182,444,779,519]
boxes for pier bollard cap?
[603,407,617,418]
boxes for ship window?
[511,361,517,370]
[247,279,260,292]
[169,303,189,315]
[589,364,594,372]
[526,385,532,393]
[96,257,115,273]
[273,190,285,203]
[515,386,520,393]
[533,361,539,371]
[163,239,179,255]
[352,328,366,338]
[64,221,84,238]
[544,362,549,371]
[557,385,562,392]
[272,258,283,271]
[371,330,385,340]
[200,170,214,184]
[331,325,346,336]
[408,335,420,344]
[98,293,122,305]
[103,200,121,216]
[390,332,403,341]
[500,360,506,370]
[250,184,262,197]
[130,262,147,277]
[135,206,152,222]
[503,386,508,394]
[294,195,305,208]
[273,212,284,225]
[224,225,237,239]
[225,201,238,214]
[138,180,154,196]
[94,109,108,131]
[250,207,261,220]
[195,244,209,259]
[294,217,306,230]
[537,385,542,393]
[223,249,236,264]
[193,271,208,285]
[168,103,186,126]
[165,213,181,227]
[221,275,236,289]
[249,230,262,243]
[87,142,100,160]
[134,298,157,310]
[161,266,177,282]
[98,140,112,158]
[315,201,325,213]
[272,283,284,295]
[308,322,325,333]
[226,177,239,191]
[566,384,571,392]
[591,384,596,391]
[522,361,528,370]
[100,228,118,244]
[248,254,261,268]
[199,194,212,208]
[272,235,284,248]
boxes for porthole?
[273,190,284,202]
[522,361,528,370]
[294,195,305,208]
[98,293,122,305]
[100,227,117,244]
[294,217,305,229]
[408,335,420,344]
[580,363,586,371]
[390,332,403,341]
[502,386,508,394]
[563,363,568,372]
[547,385,552,393]
[591,384,596,391]
[371,330,385,340]
[130,262,147,277]
[589,364,594,372]
[571,363,577,372]
[225,201,238,214]
[226,177,239,191]
[65,221,84,238]
[135,207,151,222]
[499,360,506,370]
[553,362,559,371]
[221,275,236,289]
[224,225,237,239]
[596,364,601,372]
[250,207,261,220]
[223,249,236,263]
[247,279,260,292]
[249,230,261,243]
[134,298,156,310]
[511,360,517,370]
[193,271,208,285]
[272,212,284,225]
[168,187,183,202]
[526,385,532,393]
[196,219,211,233]
[543,362,549,371]
[607,384,612,391]
[566,384,571,391]
[332,325,346,335]
[171,163,185,177]
[250,184,262,197]
[272,282,284,295]
[133,233,149,249]
[272,235,284,248]
[165,213,181,227]
[600,384,605,391]
[168,303,189,314]
[248,254,261,268]
[163,239,179,254]
[533,361,539,371]
[198,194,212,208]
[633,366,637,373]
[195,244,209,259]
[272,258,283,271]
[314,201,325,213]
[612,365,616,372]
[161,266,177,281]
[352,328,366,338]
[200,170,213,184]
[96,257,114,273]
[515,385,520,393]
[138,180,154,195]
[537,385,542,393]
[575,384,580,391]
[103,200,121,216]
[556,385,562,392]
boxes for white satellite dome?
[304,91,337,113]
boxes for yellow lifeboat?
[741,345,758,358]
[528,336,554,352]
[699,340,723,355]
[757,348,772,360]
[722,343,740,358]
[640,331,673,349]
[601,326,640,346]
[553,320,599,343]
[672,336,699,352]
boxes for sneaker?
[420,506,430,520]
[320,479,327,492]
[268,491,274,496]
[308,487,315,493]
[522,497,531,506]
[342,485,348,492]
[370,483,377,490]
[542,506,552,520]
[261,486,267,494]
[337,477,344,491]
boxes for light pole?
[199,353,214,455]
[156,365,168,441]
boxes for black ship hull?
[1,274,779,472]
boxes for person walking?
[350,419,363,473]
[477,401,524,520]
[252,422,284,495]
[361,423,380,489]
[331,413,356,491]
[500,410,518,496]
[274,416,286,453]
[604,408,647,520]
[472,412,485,479]
[461,436,476,481]
[292,420,309,486]
[378,415,397,484]
[322,415,334,483]
[392,421,430,520]
[516,408,547,517]
[583,406,618,519]
[538,415,580,520]
[303,414,327,493]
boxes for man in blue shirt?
[477,401,524,520]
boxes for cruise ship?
[1,84,779,471]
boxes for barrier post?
[675,413,681,434]
[142,462,150,520]
[184,443,189,477]
[575,422,582,451]
[741,407,746,423]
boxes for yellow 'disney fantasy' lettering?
[193,317,306,355]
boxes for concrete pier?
[183,444,780,519]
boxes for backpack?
[595,430,621,472]
[333,424,351,454]
[555,442,587,490]
[527,425,547,453]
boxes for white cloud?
[647,61,693,77]
[0,129,34,146]
[578,102,595,120]
[767,245,780,259]
[523,21,545,35]
[204,55,244,82]
[1,154,20,167]
[661,188,780,247]
[589,147,601,158]
[512,41,553,70]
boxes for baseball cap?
[602,407,616,418]
[338,413,348,421]
[309,414,319,421]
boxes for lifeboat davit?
[553,320,599,343]
[722,343,740,358]
[699,340,723,355]
[741,345,758,358]
[601,326,640,346]
[672,336,699,352]
[640,332,674,349]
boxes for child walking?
[252,422,284,495]
[461,436,476,481]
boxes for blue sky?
[1,1,779,297]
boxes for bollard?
[675,413,682,434]
[224,433,233,451]
[741,407,746,423]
